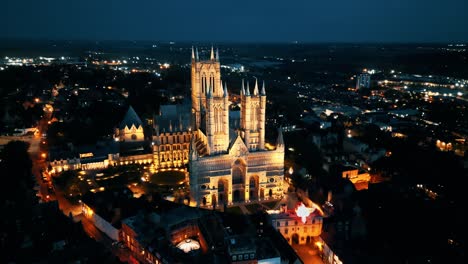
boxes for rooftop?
[119,106,143,129]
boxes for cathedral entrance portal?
[249,176,259,201]
[218,179,228,204]
[233,190,241,202]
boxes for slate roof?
[119,106,143,129]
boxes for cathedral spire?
[216,48,219,61]
[210,46,215,60]
[245,81,251,96]
[253,78,259,96]
[224,82,228,97]
[169,120,173,132]
[195,47,199,60]
[241,79,245,96]
[276,127,284,149]
[191,46,195,60]
[261,80,266,96]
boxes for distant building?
[331,164,371,191]
[355,73,371,90]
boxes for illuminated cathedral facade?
[188,47,285,206]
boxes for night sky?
[2,0,468,42]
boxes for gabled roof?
[228,134,249,156]
[119,106,143,129]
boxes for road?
[77,215,131,262]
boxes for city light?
[295,203,312,223]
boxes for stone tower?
[240,79,266,151]
[191,46,229,154]
[189,48,285,207]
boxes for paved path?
[293,244,324,264]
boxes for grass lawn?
[245,203,264,213]
[150,170,186,186]
[226,206,243,215]
[261,201,278,209]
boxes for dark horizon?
[0,37,466,45]
[2,0,468,43]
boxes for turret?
[245,81,251,96]
[259,80,266,149]
[261,80,266,96]
[223,82,229,137]
[223,82,229,97]
[253,78,259,96]
[210,46,215,60]
[242,81,252,147]
[241,79,245,96]
[276,128,284,150]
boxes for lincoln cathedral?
[187,47,285,206]
[48,47,285,207]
